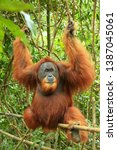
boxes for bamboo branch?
[47,0,51,55]
[31,38,61,61]
[92,0,97,65]
[0,129,54,150]
[14,129,30,150]
[0,112,100,133]
[58,123,100,133]
[0,112,22,118]
[92,0,97,149]
[65,0,71,21]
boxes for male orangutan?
[13,21,95,143]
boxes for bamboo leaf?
[0,15,29,46]
[0,24,4,52]
[0,0,34,12]
[0,27,4,42]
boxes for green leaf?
[0,0,34,12]
[0,15,29,46]
[0,24,4,52]
[0,25,4,41]
[0,41,3,52]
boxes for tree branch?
[0,129,54,150]
[58,123,100,133]
[0,112,100,133]
[0,112,22,118]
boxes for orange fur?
[13,23,95,143]
[62,29,95,92]
[13,38,39,90]
[64,107,88,143]
[23,107,39,129]
[41,77,58,93]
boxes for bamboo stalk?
[92,0,97,149]
[58,123,100,133]
[47,0,51,55]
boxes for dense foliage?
[0,0,100,150]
